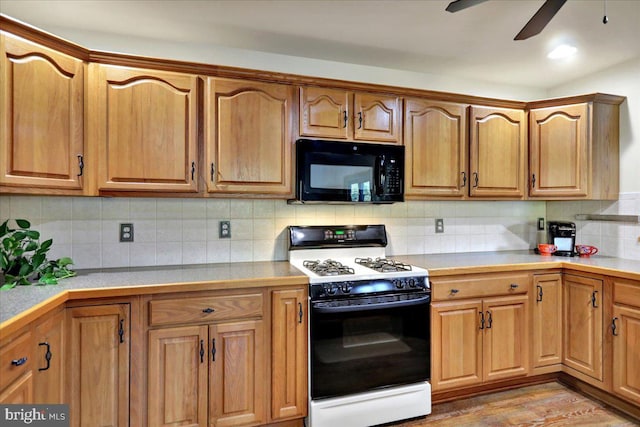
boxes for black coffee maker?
[547,221,576,256]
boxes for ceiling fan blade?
[446,0,490,13]
[514,0,567,40]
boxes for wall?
[0,196,544,269]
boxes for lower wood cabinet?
[563,274,603,382]
[145,287,308,427]
[0,308,65,405]
[67,303,130,427]
[430,273,530,392]
[611,278,640,405]
[532,273,563,368]
[271,288,307,421]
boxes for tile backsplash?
[3,194,636,269]
[547,192,640,261]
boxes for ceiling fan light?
[547,44,577,59]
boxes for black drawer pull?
[612,317,619,336]
[202,307,215,314]
[591,291,598,308]
[479,311,485,330]
[536,285,543,302]
[510,283,519,290]
[200,340,205,363]
[298,302,303,324]
[486,311,493,329]
[450,289,459,295]
[11,357,27,366]
[211,339,217,362]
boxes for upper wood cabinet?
[205,78,294,196]
[404,99,468,198]
[469,106,527,198]
[528,95,624,200]
[300,87,402,143]
[91,64,199,193]
[0,33,85,194]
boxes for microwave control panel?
[383,159,402,194]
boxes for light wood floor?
[385,382,639,426]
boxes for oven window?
[310,299,430,399]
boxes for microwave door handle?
[376,155,386,196]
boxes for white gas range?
[288,225,432,427]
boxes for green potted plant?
[0,219,76,290]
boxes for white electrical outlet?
[435,218,444,233]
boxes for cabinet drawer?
[432,273,529,301]
[613,279,640,307]
[149,293,263,326]
[0,332,32,391]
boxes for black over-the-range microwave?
[290,139,405,204]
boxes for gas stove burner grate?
[303,259,355,276]
[354,257,412,273]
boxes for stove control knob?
[341,283,353,293]
[394,279,405,289]
[408,278,416,288]
[325,285,337,295]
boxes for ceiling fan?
[446,0,567,40]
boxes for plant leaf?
[15,219,31,229]
[40,239,53,251]
[0,220,9,237]
[1,282,17,290]
[12,231,27,240]
[57,257,74,267]
[25,230,40,239]
[18,262,33,277]
[25,241,38,252]
[32,253,46,269]
[38,273,58,285]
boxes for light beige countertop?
[0,261,306,333]
[2,251,639,334]
[392,251,640,279]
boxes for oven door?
[310,292,430,400]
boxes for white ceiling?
[2,0,639,89]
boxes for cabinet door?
[271,288,307,421]
[93,64,198,192]
[209,320,266,427]
[67,304,129,427]
[0,372,33,404]
[300,86,350,139]
[0,331,33,403]
[353,93,401,143]
[529,104,589,198]
[206,78,294,195]
[532,274,563,367]
[563,275,603,381]
[0,33,84,192]
[404,99,468,198]
[483,295,529,382]
[612,305,640,404]
[148,325,208,427]
[431,300,483,391]
[469,106,526,198]
[34,310,65,403]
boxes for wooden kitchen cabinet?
[469,106,527,198]
[430,273,530,391]
[33,309,65,404]
[146,290,267,427]
[0,32,85,194]
[0,330,33,403]
[270,288,307,421]
[611,279,640,405]
[300,86,402,143]
[67,303,130,427]
[528,95,624,200]
[91,64,199,193]
[205,78,294,196]
[563,274,603,382]
[404,98,468,198]
[532,273,563,368]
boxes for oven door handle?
[312,294,431,313]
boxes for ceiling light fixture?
[547,44,577,59]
